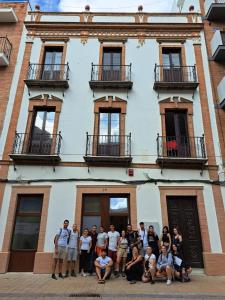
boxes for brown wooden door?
[8,195,43,272]
[167,196,204,268]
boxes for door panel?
[8,195,43,272]
[167,196,204,268]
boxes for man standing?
[88,225,98,275]
[52,219,71,280]
[94,250,113,284]
[65,224,79,277]
[126,224,140,261]
[138,222,148,257]
[107,224,120,277]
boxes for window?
[11,195,43,251]
[102,48,122,81]
[82,195,130,233]
[162,48,183,82]
[42,47,63,80]
[29,108,55,154]
[98,110,120,156]
[165,110,190,157]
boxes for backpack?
[54,228,71,245]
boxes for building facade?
[0,0,224,275]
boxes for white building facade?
[0,0,225,275]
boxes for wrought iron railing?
[85,133,132,157]
[26,63,70,81]
[0,37,12,61]
[157,135,206,159]
[90,64,132,82]
[12,132,62,156]
[154,65,198,84]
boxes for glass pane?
[18,196,43,213]
[171,53,181,66]
[109,198,128,214]
[103,52,111,65]
[11,216,41,250]
[45,111,55,134]
[99,113,109,140]
[110,113,120,136]
[44,52,53,64]
[112,52,121,67]
[82,216,101,231]
[83,196,101,213]
[33,111,44,133]
[163,53,170,67]
[54,52,62,65]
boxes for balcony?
[24,63,70,88]
[205,0,225,21]
[89,64,133,90]
[153,65,199,91]
[218,77,225,108]
[0,8,18,22]
[211,31,225,61]
[84,133,132,166]
[0,37,12,66]
[156,135,207,170]
[10,132,62,163]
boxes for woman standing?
[115,230,128,277]
[142,246,156,284]
[147,225,160,259]
[172,227,183,252]
[172,244,192,282]
[125,246,143,284]
[79,228,92,277]
[160,226,171,251]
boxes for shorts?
[96,246,106,256]
[108,250,117,262]
[53,246,67,260]
[117,248,127,258]
[67,248,78,261]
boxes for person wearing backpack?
[51,219,71,280]
[65,224,80,278]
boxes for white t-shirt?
[107,231,120,251]
[139,229,148,248]
[68,231,79,249]
[80,236,92,251]
[96,256,111,267]
[97,232,108,248]
[57,228,70,247]
[145,253,156,268]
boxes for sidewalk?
[0,271,224,300]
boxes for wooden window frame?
[93,96,127,156]
[99,43,126,80]
[23,95,62,156]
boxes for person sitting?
[125,246,143,284]
[156,245,173,285]
[142,246,156,284]
[94,250,113,284]
[172,244,192,282]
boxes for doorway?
[82,195,129,233]
[167,196,204,268]
[8,195,43,272]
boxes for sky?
[27,0,174,12]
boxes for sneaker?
[58,273,64,279]
[71,270,76,277]
[51,274,57,280]
[129,280,136,284]
[82,273,87,277]
[65,270,69,278]
[122,272,126,278]
[166,279,172,285]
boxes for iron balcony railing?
[26,63,70,81]
[0,37,12,61]
[90,64,132,82]
[154,65,198,84]
[157,135,206,159]
[12,132,62,156]
[85,133,132,157]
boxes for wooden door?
[8,195,43,272]
[167,196,204,268]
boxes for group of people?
[52,220,192,285]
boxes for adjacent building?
[0,0,224,275]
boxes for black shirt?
[126,231,139,247]
[147,232,159,251]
